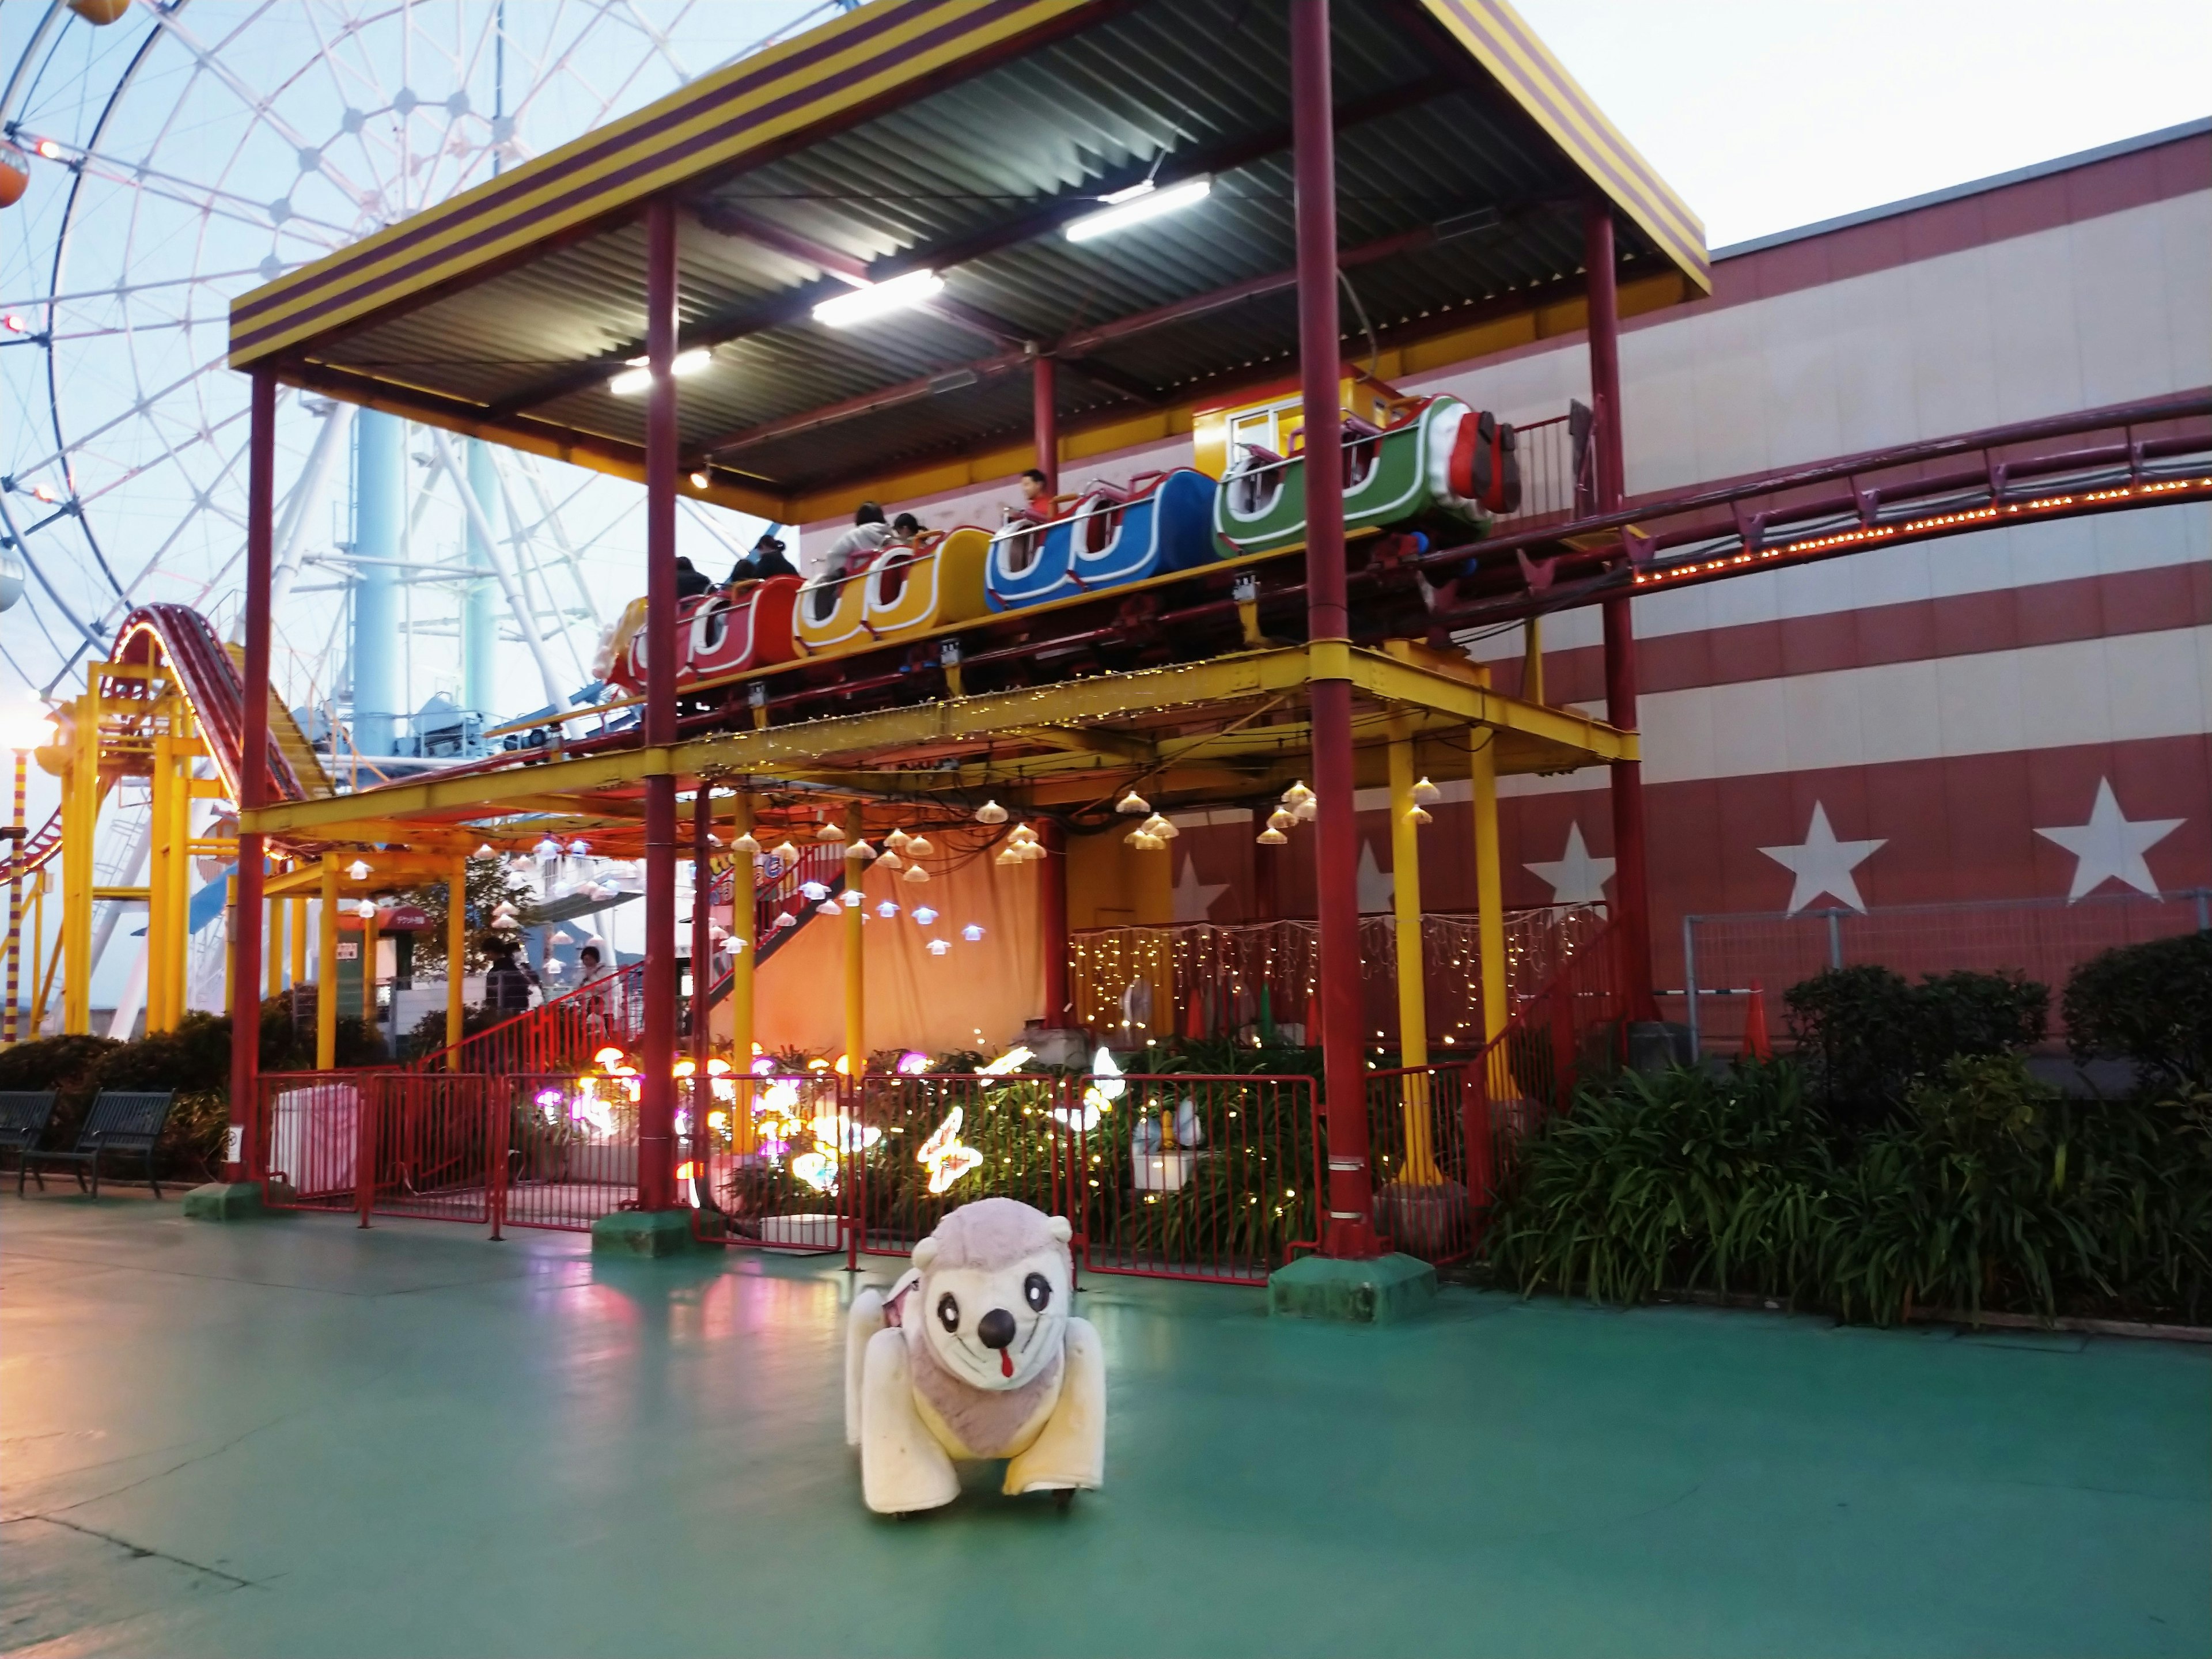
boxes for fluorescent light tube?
[1064,176,1211,243]
[812,269,944,328]
[609,347,713,395]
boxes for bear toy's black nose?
[978,1308,1017,1350]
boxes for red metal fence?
[258,923,1628,1270]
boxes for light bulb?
[840,889,865,907]
[347,859,372,880]
[912,907,938,925]
[926,938,952,956]
[961,923,985,942]
[876,900,900,919]
[355,899,377,919]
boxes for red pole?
[690,782,713,1201]
[638,198,681,1212]
[1584,199,1658,1023]
[1292,0,1377,1260]
[1037,818,1069,1028]
[1032,353,1058,495]
[227,370,275,1183]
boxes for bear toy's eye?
[1024,1272,1051,1313]
[936,1293,960,1333]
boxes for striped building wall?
[815,124,2211,1003]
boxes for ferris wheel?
[0,0,828,713]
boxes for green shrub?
[1483,1055,2212,1327]
[1786,965,2047,1127]
[1485,1062,1834,1306]
[2062,931,2212,1085]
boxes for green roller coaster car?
[1211,393,1497,559]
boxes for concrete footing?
[590,1208,698,1257]
[181,1181,270,1222]
[1268,1251,1436,1323]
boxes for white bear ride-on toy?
[844,1197,1104,1516]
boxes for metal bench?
[21,1090,176,1199]
[0,1091,58,1188]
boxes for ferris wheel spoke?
[18,342,242,480]
[142,5,363,206]
[2,267,271,313]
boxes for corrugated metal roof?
[274,0,1706,505]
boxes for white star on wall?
[2035,778,2181,901]
[1524,821,1615,906]
[1356,842,1395,914]
[1759,802,1885,914]
[1171,855,1230,922]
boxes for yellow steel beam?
[244,647,1634,837]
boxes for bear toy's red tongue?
[1001,1349,1014,1378]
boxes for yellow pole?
[223,875,236,1017]
[146,732,173,1034]
[267,881,285,999]
[445,857,467,1067]
[290,895,308,990]
[1520,615,1546,705]
[316,857,339,1069]
[1387,717,1440,1183]
[362,910,379,1025]
[62,680,99,1034]
[1470,726,1507,1044]
[842,801,865,1076]
[729,791,756,1153]
[29,872,49,1040]
[167,733,194,1025]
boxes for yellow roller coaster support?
[1387,717,1442,1185]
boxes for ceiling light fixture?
[609,347,713,395]
[1064,176,1211,243]
[812,268,944,328]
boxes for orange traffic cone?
[1741,981,1773,1060]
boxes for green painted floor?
[3,1195,2206,1659]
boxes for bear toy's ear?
[1047,1215,1072,1244]
[912,1236,939,1272]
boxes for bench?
[0,1091,58,1188]
[21,1090,176,1199]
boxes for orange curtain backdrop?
[741,842,1043,1059]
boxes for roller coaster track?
[1422,388,2212,629]
[13,604,331,879]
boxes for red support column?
[638,198,681,1212]
[1037,819,1069,1028]
[226,370,275,1181]
[1032,353,1058,495]
[1584,198,1658,1023]
[689,782,714,1202]
[1292,0,1378,1260]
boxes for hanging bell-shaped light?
[551,929,575,946]
[798,881,830,902]
[1407,805,1434,827]
[876,849,904,871]
[815,820,847,843]
[356,898,379,919]
[1267,808,1298,832]
[771,840,800,863]
[840,889,865,907]
[730,832,760,855]
[475,842,495,856]
[1257,827,1289,846]
[905,835,935,858]
[567,839,592,857]
[533,836,563,859]
[912,907,938,925]
[1411,776,1441,804]
[347,858,373,881]
[1021,840,1048,861]
[876,900,900,919]
[1293,797,1318,822]
[1116,789,1149,816]
[995,846,1022,866]
[885,828,912,851]
[850,839,878,860]
[901,862,931,884]
[975,800,1008,825]
[817,899,843,916]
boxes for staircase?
[404,840,851,1072]
[224,643,331,800]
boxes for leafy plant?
[2063,931,2212,1086]
[400,854,543,977]
[1786,965,2047,1128]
